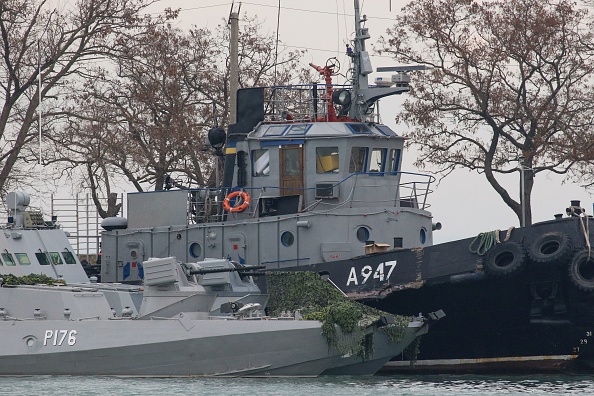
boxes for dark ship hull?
[282,216,594,373]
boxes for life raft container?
[223,191,250,213]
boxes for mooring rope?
[469,227,515,256]
[579,213,591,259]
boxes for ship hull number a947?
[347,260,397,286]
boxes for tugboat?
[0,191,431,376]
[98,0,594,373]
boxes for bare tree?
[52,12,307,212]
[381,0,594,225]
[0,0,157,199]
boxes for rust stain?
[346,280,425,300]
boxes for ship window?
[281,231,294,247]
[283,147,302,177]
[388,149,401,173]
[1,253,15,266]
[15,253,31,265]
[349,147,368,173]
[346,123,372,134]
[35,252,51,266]
[50,252,63,265]
[264,125,288,136]
[286,124,311,136]
[62,251,77,264]
[420,227,427,244]
[316,147,339,173]
[252,149,270,177]
[189,242,202,258]
[356,227,370,242]
[376,125,398,136]
[369,148,387,173]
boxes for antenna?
[228,3,240,124]
[38,40,42,167]
[227,1,241,23]
[274,0,281,86]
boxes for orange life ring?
[223,191,251,213]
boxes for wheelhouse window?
[369,148,387,173]
[1,253,15,266]
[388,148,402,173]
[50,252,63,265]
[263,125,288,136]
[15,253,31,265]
[62,251,77,264]
[316,147,339,173]
[252,149,270,177]
[286,124,311,136]
[35,252,51,265]
[349,147,368,173]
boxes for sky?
[47,0,594,244]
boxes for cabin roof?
[247,122,403,140]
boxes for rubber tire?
[483,241,526,277]
[528,232,573,266]
[568,249,594,292]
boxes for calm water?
[1,375,593,396]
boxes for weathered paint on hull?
[381,355,578,374]
[281,217,594,373]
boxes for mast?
[352,0,371,93]
[229,11,239,124]
[349,0,411,121]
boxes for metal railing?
[262,84,381,124]
[50,194,124,258]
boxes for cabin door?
[280,145,304,200]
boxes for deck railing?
[1,171,432,258]
[184,171,434,222]
[0,194,124,260]
[262,84,381,124]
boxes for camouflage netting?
[266,271,420,361]
[0,274,66,286]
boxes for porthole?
[189,242,202,258]
[281,231,294,247]
[420,227,427,244]
[25,336,37,347]
[356,227,370,242]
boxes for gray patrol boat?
[0,191,431,376]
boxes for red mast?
[309,62,339,122]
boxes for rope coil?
[469,227,515,256]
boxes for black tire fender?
[483,241,526,277]
[528,232,573,266]
[568,249,594,292]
